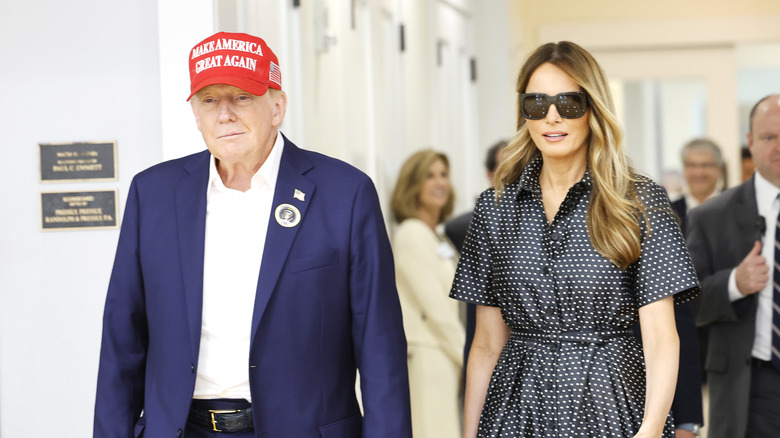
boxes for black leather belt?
[189,405,254,433]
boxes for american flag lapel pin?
[293,189,306,202]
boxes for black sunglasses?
[519,92,589,120]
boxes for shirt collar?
[207,132,285,197]
[754,169,780,208]
[516,155,543,194]
[682,187,720,210]
[514,155,592,197]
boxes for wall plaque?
[39,141,117,182]
[41,190,118,230]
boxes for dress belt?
[510,328,633,344]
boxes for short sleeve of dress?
[450,189,499,307]
[632,178,701,307]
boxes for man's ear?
[271,91,287,127]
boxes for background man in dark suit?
[668,138,725,438]
[671,137,725,236]
[688,94,780,437]
[94,32,411,438]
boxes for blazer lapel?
[250,137,315,344]
[732,177,761,315]
[733,176,760,255]
[175,151,210,359]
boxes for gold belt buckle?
[208,409,239,432]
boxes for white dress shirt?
[727,171,780,361]
[683,190,719,211]
[193,133,284,401]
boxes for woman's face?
[418,158,452,214]
[524,63,591,164]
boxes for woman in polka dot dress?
[450,41,700,438]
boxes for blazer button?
[177,429,183,437]
[191,363,195,373]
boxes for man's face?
[682,148,721,200]
[190,84,286,171]
[748,96,780,188]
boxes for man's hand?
[735,241,769,295]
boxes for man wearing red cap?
[94,32,412,438]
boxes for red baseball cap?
[187,32,282,101]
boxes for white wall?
[0,0,164,436]
[472,0,515,195]
[158,0,215,159]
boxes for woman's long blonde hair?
[495,41,646,270]
[391,149,455,224]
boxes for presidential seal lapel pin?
[275,204,301,228]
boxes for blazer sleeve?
[686,206,741,326]
[347,178,413,437]
[94,178,148,437]
[394,221,464,367]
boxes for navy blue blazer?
[94,135,412,437]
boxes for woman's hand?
[675,429,696,438]
[632,425,664,438]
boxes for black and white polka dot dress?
[450,158,700,437]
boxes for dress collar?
[512,155,593,199]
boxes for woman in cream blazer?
[391,150,465,437]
